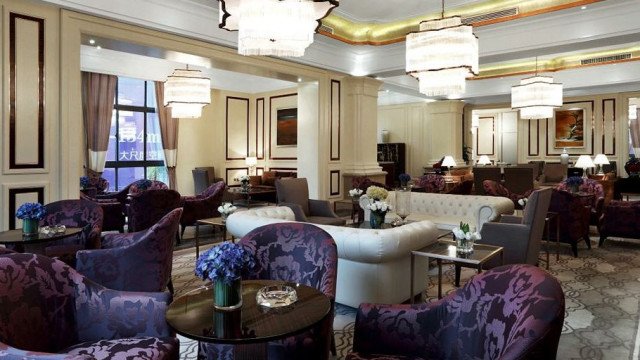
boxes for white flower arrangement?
[366,186,388,201]
[517,198,528,207]
[348,188,363,198]
[217,202,238,216]
[234,175,250,183]
[452,222,481,241]
[366,199,392,213]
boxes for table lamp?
[442,156,457,177]
[593,154,609,175]
[245,156,257,175]
[574,155,595,179]
[478,155,491,166]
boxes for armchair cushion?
[276,178,310,216]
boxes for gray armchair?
[275,178,346,226]
[539,163,567,186]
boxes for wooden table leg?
[195,222,201,258]
[437,259,442,299]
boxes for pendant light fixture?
[406,0,478,97]
[164,66,211,119]
[511,57,563,119]
[218,0,339,57]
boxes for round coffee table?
[0,227,84,253]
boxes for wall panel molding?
[9,13,45,170]
[476,116,495,156]
[329,170,340,196]
[602,98,616,155]
[330,80,341,161]
[8,187,45,230]
[225,96,250,160]
[225,167,248,185]
[256,97,265,160]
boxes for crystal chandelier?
[406,1,478,97]
[164,68,211,119]
[511,58,563,119]
[218,0,339,57]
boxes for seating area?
[4,1,640,359]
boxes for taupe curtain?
[632,108,640,156]
[82,72,117,174]
[155,81,179,190]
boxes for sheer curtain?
[631,108,640,156]
[82,72,117,176]
[154,81,179,190]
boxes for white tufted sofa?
[226,206,440,308]
[360,192,514,231]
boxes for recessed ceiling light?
[297,77,302,82]
[581,6,587,9]
[385,89,390,93]
[96,45,102,50]
[89,39,95,45]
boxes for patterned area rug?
[172,227,640,360]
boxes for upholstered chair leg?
[599,235,607,247]
[571,243,578,257]
[331,332,337,356]
[455,265,461,287]
[167,279,174,295]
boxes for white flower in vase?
[348,188,363,198]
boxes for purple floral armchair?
[599,200,640,247]
[128,189,181,233]
[128,179,169,196]
[413,174,446,193]
[347,264,565,360]
[179,181,225,238]
[0,253,178,359]
[557,178,605,225]
[548,189,591,257]
[200,223,338,360]
[76,208,182,293]
[40,199,103,262]
[483,180,532,210]
[80,193,126,233]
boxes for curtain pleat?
[155,81,179,190]
[82,72,117,174]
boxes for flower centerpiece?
[365,186,392,229]
[565,176,583,193]
[217,202,238,223]
[517,197,528,209]
[234,175,251,192]
[195,242,256,310]
[16,202,46,236]
[80,176,91,190]
[452,221,481,254]
[398,173,412,188]
[348,188,363,200]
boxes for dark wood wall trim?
[9,187,45,229]
[269,93,298,160]
[256,98,265,160]
[268,167,297,172]
[330,80,341,161]
[528,119,540,156]
[603,98,616,156]
[225,167,248,184]
[476,117,495,156]
[225,96,250,161]
[545,100,595,156]
[9,13,45,170]
[330,170,340,196]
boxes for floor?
[173,219,640,360]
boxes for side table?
[410,240,503,302]
[195,217,234,258]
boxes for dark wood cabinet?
[377,143,406,187]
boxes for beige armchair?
[275,178,346,226]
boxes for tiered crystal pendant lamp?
[511,58,563,119]
[164,67,211,118]
[218,0,339,57]
[405,0,478,97]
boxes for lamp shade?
[593,154,610,165]
[406,16,478,97]
[442,156,457,168]
[478,155,491,165]
[164,68,211,118]
[245,156,258,166]
[511,75,563,119]
[574,155,595,169]
[218,0,338,57]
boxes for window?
[103,77,168,191]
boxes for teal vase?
[369,211,386,229]
[22,219,39,235]
[214,278,242,311]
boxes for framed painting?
[276,108,297,146]
[546,101,594,156]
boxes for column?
[426,100,465,164]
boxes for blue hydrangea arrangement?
[398,173,411,185]
[566,176,583,187]
[195,242,256,285]
[80,176,91,189]
[16,202,46,220]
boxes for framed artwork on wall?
[554,109,585,148]
[276,108,297,146]
[546,101,594,156]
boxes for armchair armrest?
[479,222,531,264]
[75,286,172,342]
[500,215,523,224]
[101,231,145,248]
[352,303,440,357]
[309,199,340,218]
[279,203,308,222]
[0,343,75,359]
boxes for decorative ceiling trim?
[319,0,604,45]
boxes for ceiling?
[43,0,640,105]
